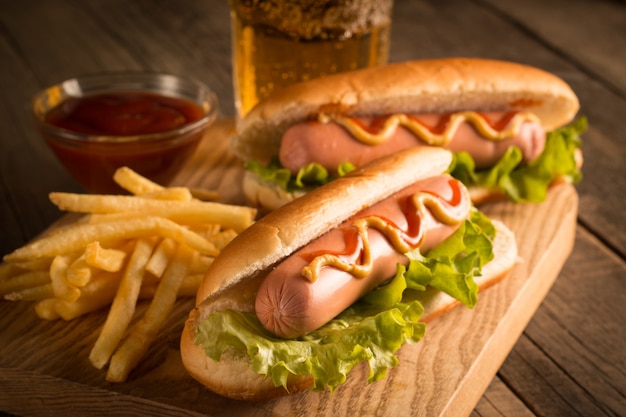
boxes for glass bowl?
[32,72,218,194]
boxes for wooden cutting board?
[0,120,578,417]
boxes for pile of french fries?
[0,167,256,383]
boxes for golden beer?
[230,0,393,118]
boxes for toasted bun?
[181,219,517,401]
[198,147,452,301]
[181,287,314,401]
[181,147,518,401]
[232,57,580,164]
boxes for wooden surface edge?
[443,185,579,417]
[0,120,581,416]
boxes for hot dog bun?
[199,146,452,301]
[233,58,581,211]
[181,147,518,400]
[232,57,579,164]
[180,220,516,401]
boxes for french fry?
[189,223,221,239]
[113,167,163,195]
[66,255,93,287]
[140,272,204,298]
[2,167,256,382]
[113,166,220,200]
[106,243,193,382]
[5,284,54,302]
[209,228,238,250]
[48,193,256,232]
[86,212,151,224]
[4,216,218,263]
[145,238,176,278]
[140,269,208,298]
[141,187,193,201]
[55,272,122,320]
[178,273,204,296]
[0,262,19,280]
[84,241,127,273]
[8,258,52,272]
[34,298,61,320]
[89,237,156,370]
[188,252,214,275]
[0,270,50,297]
[188,187,220,201]
[50,255,81,302]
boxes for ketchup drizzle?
[300,178,469,282]
[343,111,522,137]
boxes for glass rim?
[32,71,218,144]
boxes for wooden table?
[0,1,624,416]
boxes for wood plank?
[0,120,578,416]
[473,0,626,257]
[1,2,621,416]
[471,377,535,417]
[389,0,626,256]
[0,0,235,257]
[0,12,81,256]
[480,0,626,94]
[3,0,624,257]
[498,227,626,417]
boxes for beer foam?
[232,0,393,40]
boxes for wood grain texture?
[0,121,577,417]
[471,376,535,417]
[490,0,626,257]
[1,1,624,416]
[498,227,626,417]
[390,0,626,257]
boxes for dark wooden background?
[1,1,624,416]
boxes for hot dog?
[255,175,471,339]
[181,147,518,400]
[232,58,585,212]
[278,112,546,173]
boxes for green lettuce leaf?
[246,118,586,203]
[449,117,586,202]
[244,158,356,192]
[244,159,292,190]
[194,210,496,393]
[365,209,494,309]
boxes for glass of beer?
[229,0,394,118]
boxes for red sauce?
[40,92,207,194]
[45,92,205,135]
[398,198,425,248]
[398,179,464,247]
[299,178,468,274]
[352,115,392,134]
[476,111,519,131]
[421,178,465,206]
[301,227,363,263]
[349,114,454,135]
[348,111,522,137]
[408,114,452,135]
[299,196,432,264]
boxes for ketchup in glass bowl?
[32,72,218,193]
